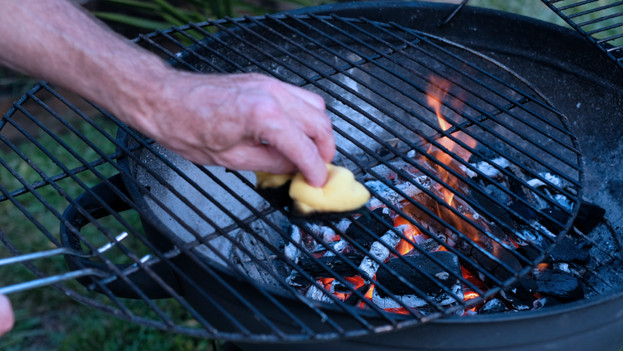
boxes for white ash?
[284,225,302,263]
[435,272,450,280]
[514,229,544,246]
[533,297,548,310]
[364,164,396,181]
[554,262,570,273]
[371,283,462,309]
[527,178,546,188]
[307,223,336,243]
[407,149,417,158]
[365,180,423,208]
[328,73,390,159]
[459,164,477,178]
[527,172,562,189]
[358,226,404,280]
[335,218,352,233]
[305,284,333,302]
[371,290,427,308]
[317,240,347,257]
[472,157,509,178]
[542,172,563,188]
[531,221,556,239]
[554,194,573,211]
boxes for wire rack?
[541,0,623,66]
[0,14,587,342]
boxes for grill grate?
[541,0,623,66]
[0,14,593,341]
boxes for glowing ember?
[393,216,424,255]
[291,75,559,317]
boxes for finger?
[276,91,335,163]
[214,144,298,175]
[265,124,328,187]
[285,84,326,111]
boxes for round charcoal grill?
[0,2,621,350]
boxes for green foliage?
[94,0,233,32]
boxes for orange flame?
[464,291,480,301]
[425,75,478,226]
[394,216,424,255]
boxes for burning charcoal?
[553,261,586,278]
[468,146,501,164]
[286,271,310,287]
[471,157,510,179]
[371,281,463,309]
[532,296,562,310]
[364,162,397,181]
[366,176,427,209]
[312,239,347,255]
[538,207,568,234]
[478,298,508,314]
[298,255,361,278]
[335,218,352,233]
[343,283,371,306]
[573,201,606,234]
[535,271,584,302]
[358,228,402,280]
[515,244,542,262]
[305,223,337,243]
[371,290,427,309]
[459,243,523,285]
[284,225,302,263]
[499,290,531,311]
[345,208,393,249]
[305,283,333,302]
[506,169,539,222]
[548,235,591,264]
[468,182,524,231]
[375,251,461,298]
[501,276,538,308]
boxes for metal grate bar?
[251,16,580,225]
[274,14,582,195]
[201,17,542,271]
[130,29,426,324]
[155,26,484,315]
[231,15,579,220]
[541,0,623,66]
[4,85,330,340]
[134,24,528,316]
[0,14,593,341]
[160,15,576,292]
[567,1,622,19]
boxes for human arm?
[0,0,335,186]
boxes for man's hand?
[0,0,335,187]
[0,295,14,337]
[128,72,335,187]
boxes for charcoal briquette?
[376,251,461,297]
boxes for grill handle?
[60,174,182,299]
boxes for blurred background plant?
[0,0,620,350]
